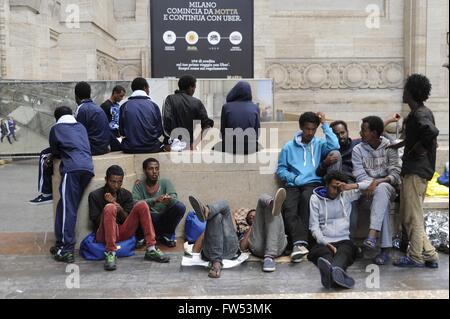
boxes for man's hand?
[44,155,54,169]
[365,180,379,198]
[316,112,326,124]
[336,182,358,192]
[163,144,171,152]
[387,140,405,150]
[156,194,171,205]
[323,152,339,167]
[104,193,116,204]
[327,244,337,255]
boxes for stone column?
[404,0,428,75]
[404,0,449,141]
[0,0,8,78]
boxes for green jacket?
[132,178,178,213]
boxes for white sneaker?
[272,188,286,216]
[290,245,309,263]
[184,242,194,257]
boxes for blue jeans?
[202,200,240,262]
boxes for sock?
[42,193,52,198]
[147,245,156,252]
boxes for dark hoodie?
[163,91,214,145]
[220,81,261,154]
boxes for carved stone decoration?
[266,59,404,90]
[96,51,119,80]
[47,0,61,19]
[119,64,141,81]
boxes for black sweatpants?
[282,184,321,247]
[308,240,356,271]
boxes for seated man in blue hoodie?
[308,171,367,289]
[120,78,164,154]
[218,81,261,155]
[49,106,94,263]
[277,112,340,262]
[352,116,401,265]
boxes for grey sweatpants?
[249,194,288,258]
[360,182,396,248]
[202,200,240,262]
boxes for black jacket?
[316,138,361,179]
[163,91,214,145]
[88,186,135,231]
[402,105,439,181]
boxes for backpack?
[80,232,136,261]
[184,210,206,244]
[438,162,449,187]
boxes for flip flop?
[208,261,222,279]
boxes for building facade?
[0,0,448,136]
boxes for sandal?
[373,252,390,265]
[208,261,222,279]
[363,237,377,250]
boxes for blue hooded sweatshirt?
[277,123,340,187]
[221,81,260,139]
[220,81,260,153]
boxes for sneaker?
[50,246,61,256]
[54,251,75,263]
[104,252,117,271]
[272,188,286,216]
[189,196,207,222]
[393,255,425,268]
[145,248,170,263]
[135,239,146,249]
[184,242,194,257]
[159,236,177,248]
[425,260,439,269]
[373,251,390,266]
[29,194,53,205]
[331,267,355,289]
[262,257,276,272]
[290,245,309,263]
[317,257,332,289]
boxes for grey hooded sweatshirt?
[352,136,401,189]
[309,186,365,245]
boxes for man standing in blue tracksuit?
[277,112,340,263]
[119,77,164,154]
[29,82,118,206]
[50,106,94,263]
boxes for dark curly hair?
[404,74,432,103]
[106,165,124,179]
[299,112,320,127]
[324,170,351,185]
[330,120,349,132]
[362,116,384,137]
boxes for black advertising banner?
[151,0,254,78]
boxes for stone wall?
[0,0,448,138]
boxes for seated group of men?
[32,73,440,290]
